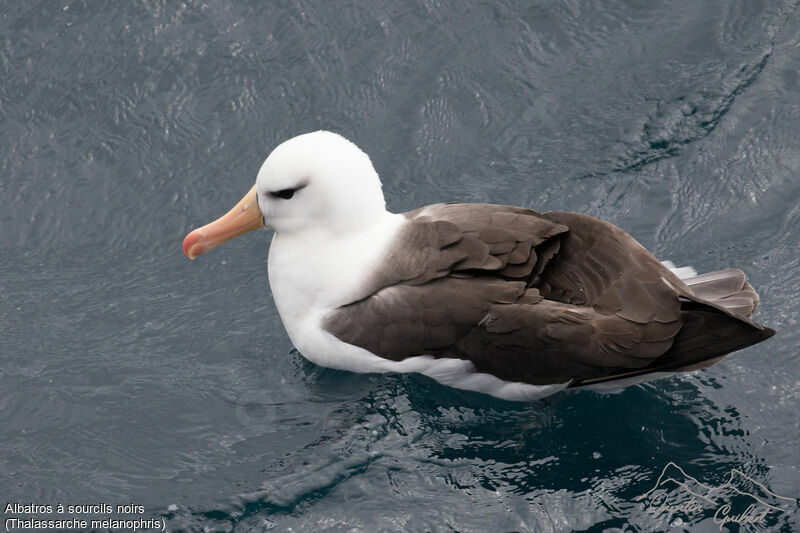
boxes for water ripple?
[2,1,799,531]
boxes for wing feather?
[323,204,771,387]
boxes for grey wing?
[535,211,691,321]
[325,276,684,385]
[324,204,772,386]
[373,203,570,288]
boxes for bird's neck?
[267,210,406,330]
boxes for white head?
[182,131,388,258]
[256,131,387,236]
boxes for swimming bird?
[182,131,774,401]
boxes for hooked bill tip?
[182,230,205,259]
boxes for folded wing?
[324,204,773,386]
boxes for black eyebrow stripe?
[268,183,307,198]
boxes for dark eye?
[270,188,296,200]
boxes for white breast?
[267,211,405,367]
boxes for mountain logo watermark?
[638,462,797,530]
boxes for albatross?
[182,131,774,401]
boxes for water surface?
[1,1,799,531]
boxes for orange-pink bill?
[182,184,262,259]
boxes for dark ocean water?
[2,0,799,531]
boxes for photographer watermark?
[638,462,797,530]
